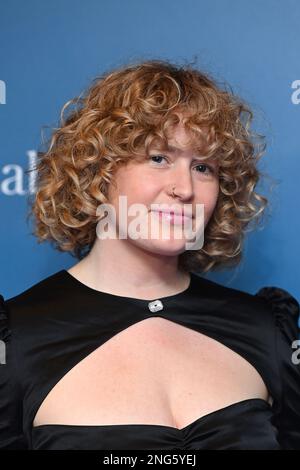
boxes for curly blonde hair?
[28,58,272,274]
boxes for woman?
[0,59,299,450]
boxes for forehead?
[150,122,212,155]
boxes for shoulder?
[0,294,9,348]
[192,273,283,313]
[255,285,300,340]
[253,286,300,449]
[5,269,67,305]
[192,274,300,329]
[0,297,28,449]
[3,270,68,327]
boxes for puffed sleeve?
[255,286,300,450]
[0,295,27,449]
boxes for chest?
[33,317,270,429]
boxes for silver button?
[148,299,164,313]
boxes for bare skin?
[33,317,271,429]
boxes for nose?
[168,163,194,201]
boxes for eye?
[149,155,168,165]
[194,163,214,176]
[149,155,215,176]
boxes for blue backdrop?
[0,0,299,302]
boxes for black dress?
[0,270,299,450]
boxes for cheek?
[107,170,159,215]
[198,186,219,224]
[107,168,134,204]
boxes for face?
[104,119,220,257]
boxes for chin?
[139,239,189,257]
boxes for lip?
[150,209,193,225]
[151,208,193,219]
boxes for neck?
[67,237,190,299]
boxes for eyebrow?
[166,144,218,162]
[150,143,196,154]
[167,144,184,153]
[166,144,205,156]
[149,143,219,165]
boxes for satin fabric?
[1,270,299,450]
[31,399,280,450]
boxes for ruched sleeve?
[0,295,27,449]
[255,286,300,450]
